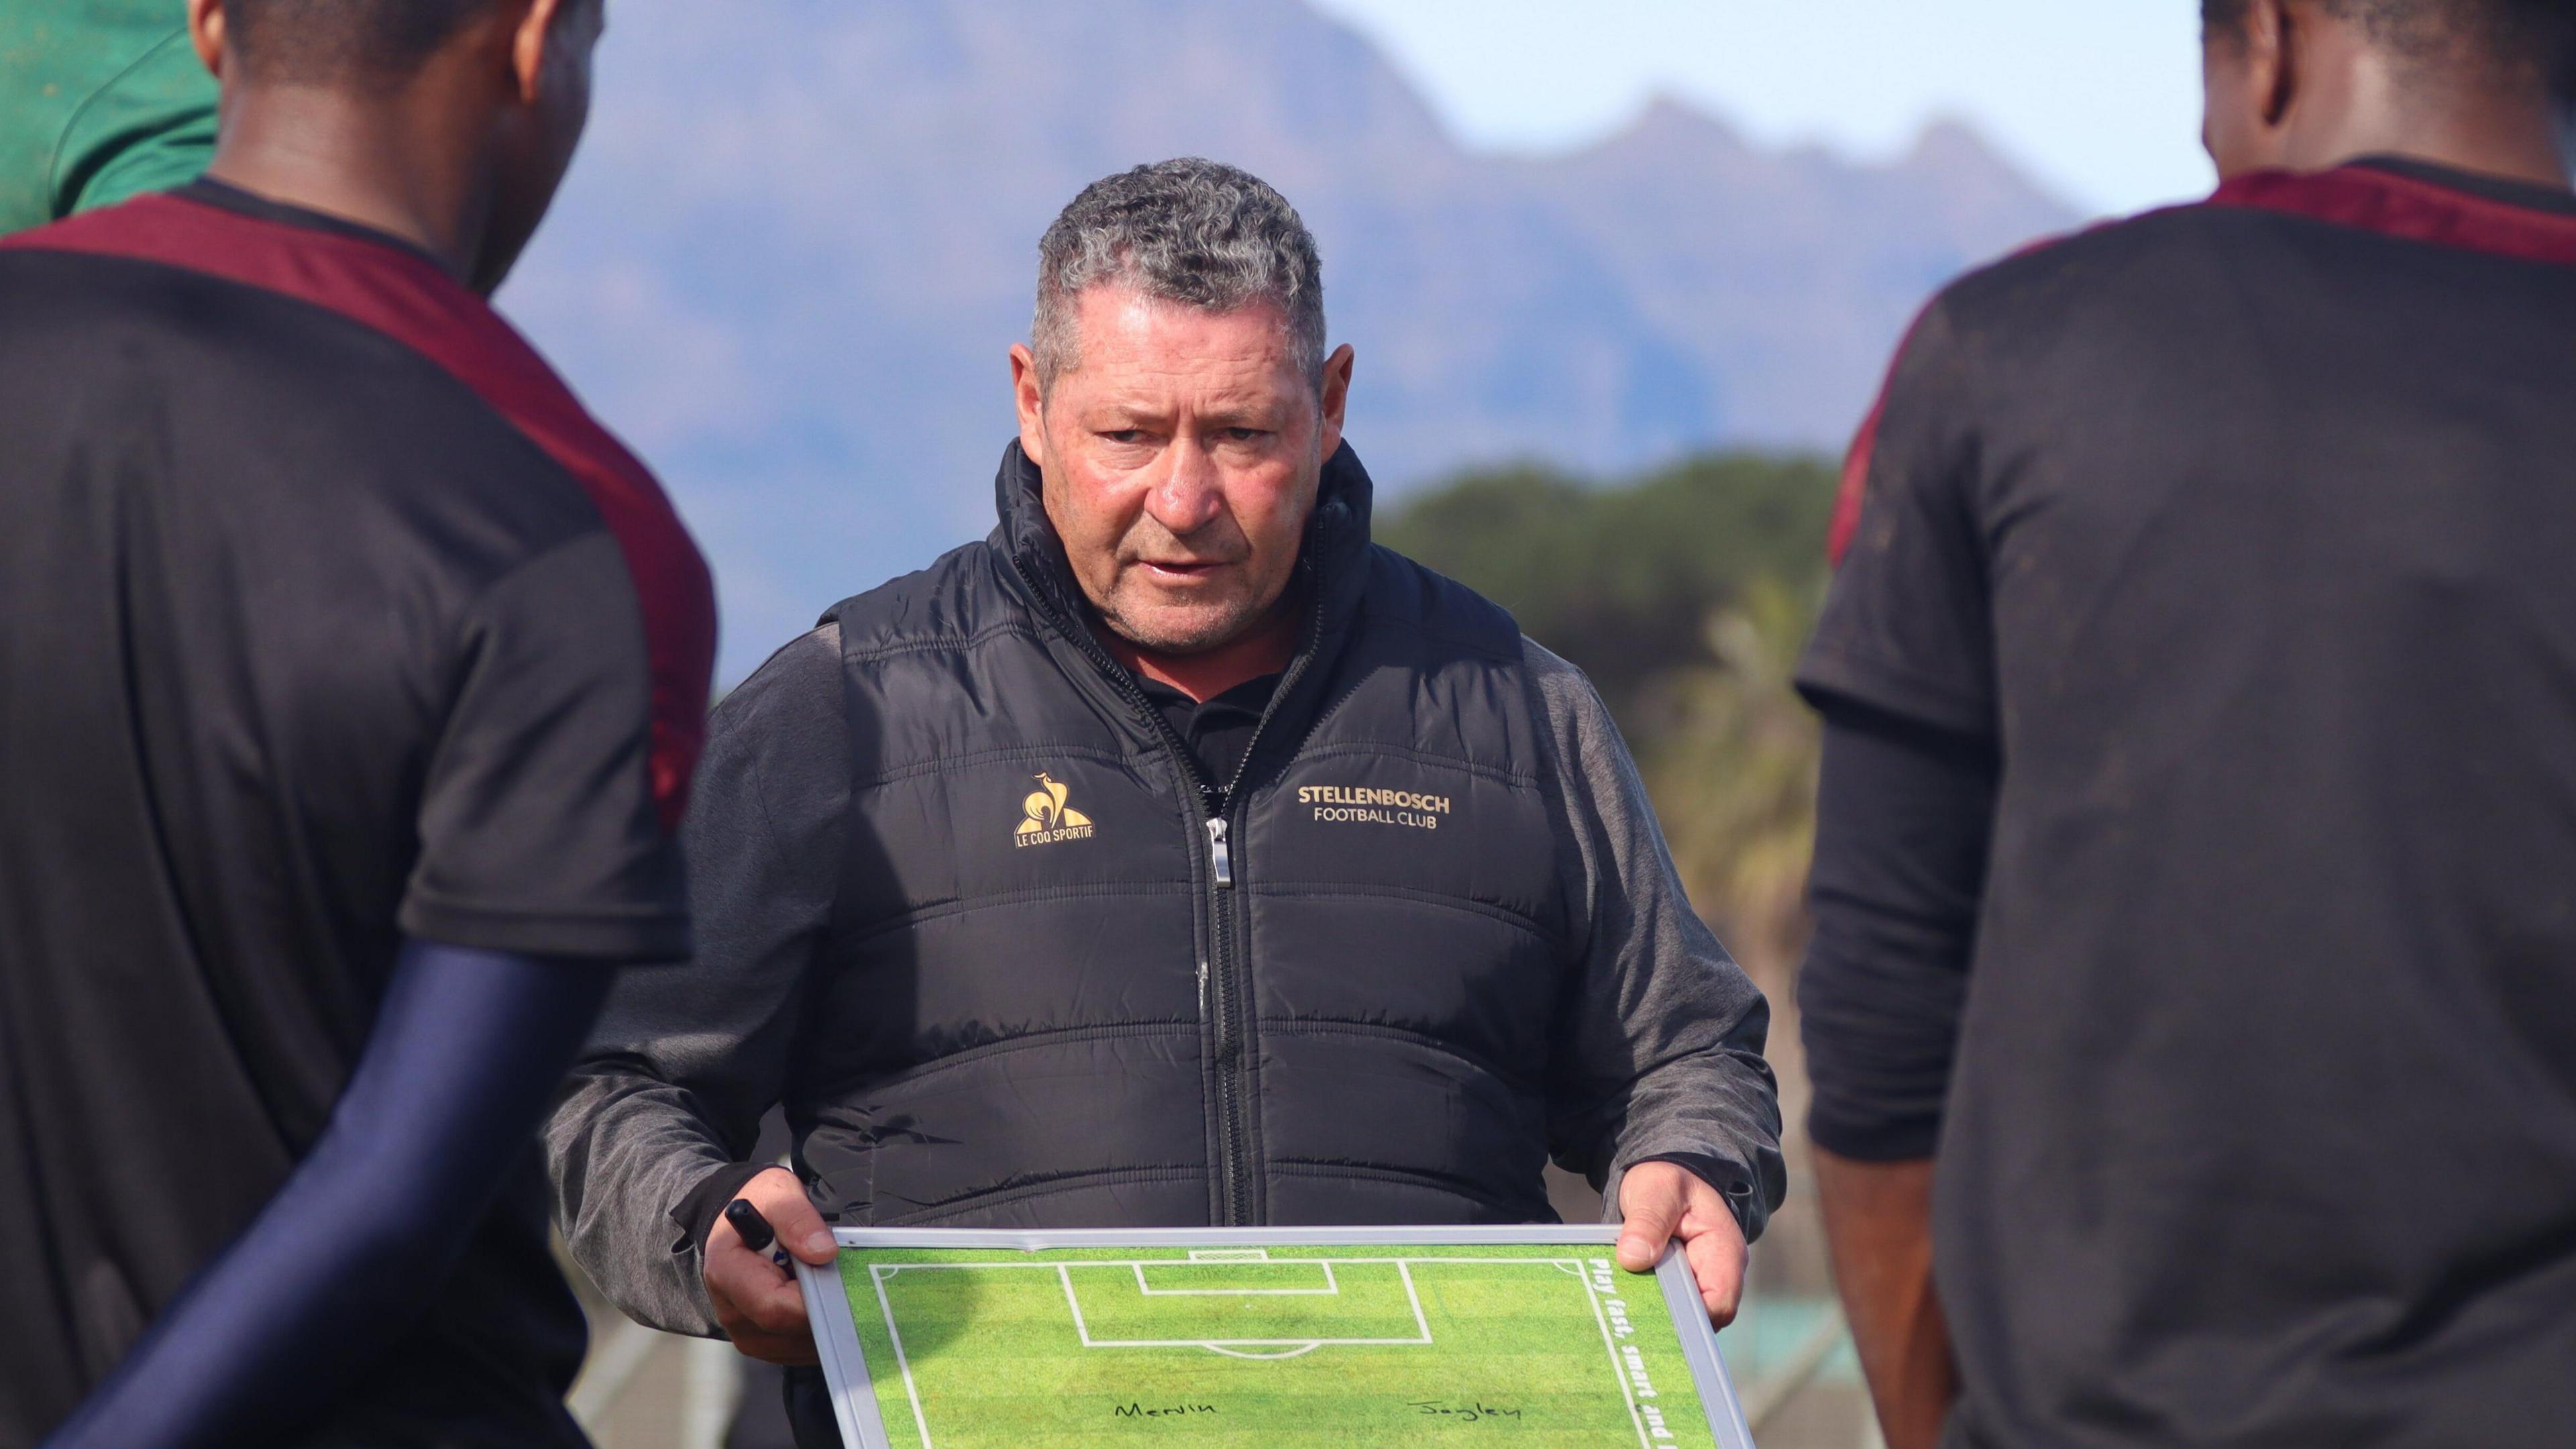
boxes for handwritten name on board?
[1411,1400,1526,1423]
[1112,1401,1218,1419]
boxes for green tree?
[1378,453,1836,714]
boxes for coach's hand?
[1615,1160,1748,1326]
[704,1167,837,1365]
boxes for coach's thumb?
[763,1182,838,1265]
[1615,1168,1683,1274]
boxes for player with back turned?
[0,1,714,1446]
[1798,3,2576,1447]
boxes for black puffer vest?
[797,443,1574,1227]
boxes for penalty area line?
[1057,1264,1097,1347]
[870,1265,939,1449]
[1580,1265,1655,1449]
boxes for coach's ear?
[187,0,230,80]
[1012,343,1051,472]
[1318,343,1355,459]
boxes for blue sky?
[1304,0,2214,216]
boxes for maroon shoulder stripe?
[1830,229,2074,568]
[8,194,717,830]
[1827,381,1889,567]
[2211,162,2576,267]
[1842,164,2576,564]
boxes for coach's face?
[1012,287,1355,657]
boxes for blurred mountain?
[502,0,2082,680]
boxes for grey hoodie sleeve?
[546,625,848,1336]
[1523,639,1787,1240]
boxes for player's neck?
[2289,67,2571,193]
[2332,124,2571,195]
[205,85,499,291]
[1103,611,1298,704]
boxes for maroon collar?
[2208,158,2576,267]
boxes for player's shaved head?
[2203,0,2576,87]
[226,0,555,80]
[2199,0,2573,186]
[187,0,606,294]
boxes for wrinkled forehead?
[1055,286,1309,396]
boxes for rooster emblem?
[1017,772,1093,835]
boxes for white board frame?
[796,1224,1758,1449]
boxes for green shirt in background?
[0,2,216,234]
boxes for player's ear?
[509,0,599,106]
[186,0,229,80]
[2257,0,2301,128]
[2200,0,2292,176]
[511,0,558,104]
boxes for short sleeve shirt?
[0,1,216,233]
[1799,160,2576,1447]
[0,182,714,1444]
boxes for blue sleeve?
[42,941,612,1449]
[1798,702,1998,1162]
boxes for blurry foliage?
[1381,451,1833,989]
[1375,453,1837,714]
[1636,580,1822,989]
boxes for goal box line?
[1131,1260,1338,1295]
[1051,1260,1433,1350]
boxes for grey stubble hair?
[1032,158,1328,393]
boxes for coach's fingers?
[703,1169,824,1349]
[719,1315,822,1368]
[705,1231,811,1332]
[742,1166,838,1264]
[1615,1160,1689,1273]
[1682,1217,1747,1327]
[707,1258,819,1366]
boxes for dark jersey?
[0,183,714,1446]
[1800,159,2576,1448]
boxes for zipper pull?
[1205,816,1234,888]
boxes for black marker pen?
[724,1197,795,1271]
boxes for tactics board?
[797,1226,1758,1448]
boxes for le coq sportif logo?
[1014,771,1095,848]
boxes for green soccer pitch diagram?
[796,1226,1758,1448]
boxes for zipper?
[1009,525,1334,1228]
[1205,818,1233,886]
[1195,571,1330,1226]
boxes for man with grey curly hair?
[1031,157,1327,390]
[550,156,1784,1446]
